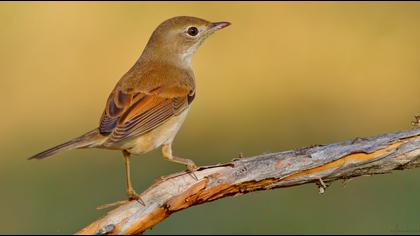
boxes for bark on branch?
[76,128,420,235]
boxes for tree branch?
[76,128,420,235]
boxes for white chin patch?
[180,45,197,64]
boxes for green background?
[1,2,420,234]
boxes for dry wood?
[76,127,420,235]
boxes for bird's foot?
[96,191,145,210]
[96,199,129,210]
[186,163,199,181]
[128,190,145,206]
[154,163,199,183]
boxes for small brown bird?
[29,16,230,202]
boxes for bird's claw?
[186,164,199,181]
[128,192,145,206]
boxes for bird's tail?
[28,129,104,160]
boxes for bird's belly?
[124,108,189,155]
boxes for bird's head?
[141,16,231,66]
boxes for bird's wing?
[99,83,195,144]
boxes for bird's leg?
[162,143,198,180]
[122,150,144,204]
[96,151,144,210]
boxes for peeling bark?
[76,128,420,235]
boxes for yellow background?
[1,2,420,234]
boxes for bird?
[28,16,231,202]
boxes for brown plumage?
[29,16,230,202]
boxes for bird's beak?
[209,21,231,31]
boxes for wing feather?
[99,84,193,145]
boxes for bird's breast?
[123,107,190,155]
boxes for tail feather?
[28,129,102,160]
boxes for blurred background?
[1,2,420,234]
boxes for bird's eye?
[187,27,199,36]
